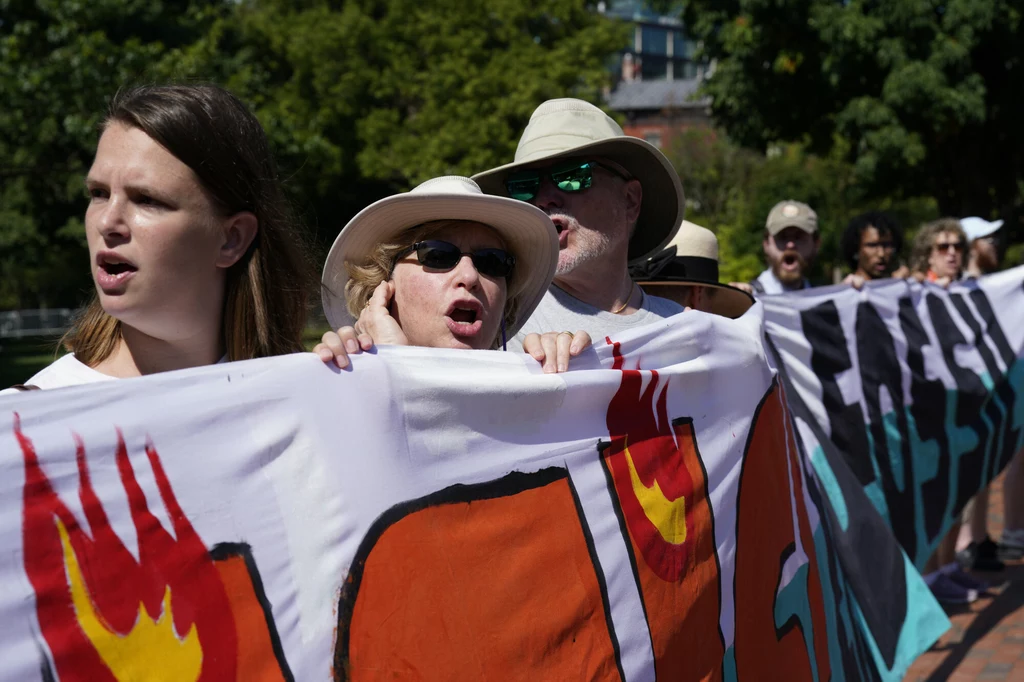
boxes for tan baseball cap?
[765,200,817,235]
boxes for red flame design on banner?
[604,342,700,582]
[17,414,238,681]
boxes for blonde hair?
[62,84,313,365]
[910,218,967,275]
[343,220,520,349]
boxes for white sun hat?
[472,98,684,263]
[321,176,559,337]
[960,216,1004,241]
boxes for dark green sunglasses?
[505,160,629,202]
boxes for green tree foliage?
[0,0,230,308]
[173,0,627,248]
[0,0,627,309]
[677,0,1023,244]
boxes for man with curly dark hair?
[840,211,904,283]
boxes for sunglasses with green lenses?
[505,160,629,202]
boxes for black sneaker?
[956,537,1005,571]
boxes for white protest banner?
[764,266,1024,571]
[0,305,945,681]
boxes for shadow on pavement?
[925,563,1024,682]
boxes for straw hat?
[321,176,559,336]
[629,220,754,319]
[472,98,684,263]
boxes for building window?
[641,55,668,80]
[674,59,698,79]
[672,31,694,59]
[641,25,669,55]
[644,131,663,148]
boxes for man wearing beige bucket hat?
[629,221,755,319]
[473,98,687,351]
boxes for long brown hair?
[62,84,314,363]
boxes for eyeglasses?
[390,240,516,279]
[862,241,896,252]
[933,241,965,254]
[505,160,630,202]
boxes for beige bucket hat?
[629,220,755,319]
[472,98,685,263]
[321,176,559,336]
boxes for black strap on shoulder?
[9,384,41,391]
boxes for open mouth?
[782,253,798,268]
[95,252,138,291]
[449,307,478,324]
[445,300,484,338]
[100,262,137,276]
[548,216,569,236]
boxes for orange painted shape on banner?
[213,549,290,682]
[733,386,830,681]
[603,363,724,682]
[337,472,621,682]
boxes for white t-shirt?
[0,354,115,395]
[508,284,685,351]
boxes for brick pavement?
[905,473,1024,681]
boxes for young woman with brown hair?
[5,84,314,391]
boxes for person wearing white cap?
[472,98,687,352]
[314,176,592,372]
[629,221,755,319]
[953,215,1024,571]
[961,216,1004,278]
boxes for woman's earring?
[501,318,507,351]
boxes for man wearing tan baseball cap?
[746,200,820,295]
[473,98,686,353]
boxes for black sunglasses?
[505,159,630,202]
[933,241,965,254]
[390,240,516,279]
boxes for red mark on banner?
[605,365,697,580]
[602,345,723,680]
[18,415,238,682]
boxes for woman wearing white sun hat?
[316,176,591,371]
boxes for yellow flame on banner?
[56,518,203,681]
[624,439,687,545]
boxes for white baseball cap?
[960,217,1004,241]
